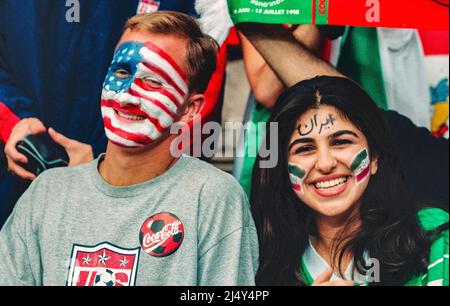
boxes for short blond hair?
[125,12,218,94]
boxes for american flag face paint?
[349,148,371,184]
[101,41,188,148]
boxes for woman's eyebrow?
[289,138,314,151]
[329,130,359,139]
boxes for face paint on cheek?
[100,41,188,148]
[288,164,308,194]
[349,148,371,184]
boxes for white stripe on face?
[102,90,175,128]
[139,47,189,95]
[104,129,142,148]
[130,83,179,114]
[102,106,163,140]
[135,63,185,104]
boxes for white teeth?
[116,111,145,121]
[314,177,348,190]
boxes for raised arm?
[237,23,343,88]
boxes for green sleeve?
[406,208,449,286]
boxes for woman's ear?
[178,94,205,123]
[370,155,379,175]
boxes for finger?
[28,119,46,135]
[312,267,334,286]
[48,128,73,148]
[4,143,28,164]
[8,159,36,181]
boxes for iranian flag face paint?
[288,163,308,194]
[350,148,371,184]
[101,41,188,148]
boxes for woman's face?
[287,105,378,218]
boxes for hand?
[312,267,356,286]
[5,118,46,180]
[48,128,94,167]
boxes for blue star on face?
[103,42,146,93]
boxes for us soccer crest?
[67,242,140,286]
[137,0,160,14]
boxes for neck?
[99,135,178,187]
[311,205,362,269]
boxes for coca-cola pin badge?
[139,213,184,257]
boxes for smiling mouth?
[310,176,351,197]
[313,176,349,190]
[114,109,146,121]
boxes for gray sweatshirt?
[0,155,259,286]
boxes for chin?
[302,192,361,220]
[313,202,352,218]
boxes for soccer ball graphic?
[139,212,184,257]
[94,269,116,287]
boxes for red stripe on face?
[104,116,154,145]
[127,88,177,120]
[143,41,187,82]
[292,183,302,193]
[109,139,140,149]
[134,78,183,108]
[101,99,166,133]
[356,165,370,183]
[142,63,186,98]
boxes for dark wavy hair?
[251,76,447,286]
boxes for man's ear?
[178,94,205,123]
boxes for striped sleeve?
[424,229,449,286]
[417,208,449,286]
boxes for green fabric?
[337,27,389,110]
[299,208,449,286]
[405,208,449,286]
[228,0,315,25]
[239,103,272,198]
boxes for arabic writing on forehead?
[297,113,336,137]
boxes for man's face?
[101,31,189,148]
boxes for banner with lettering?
[228,0,449,30]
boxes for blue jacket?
[0,0,196,226]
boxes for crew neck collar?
[90,153,190,198]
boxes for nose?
[315,147,337,174]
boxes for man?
[0,0,230,227]
[0,12,258,286]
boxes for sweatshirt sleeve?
[197,173,259,286]
[0,180,43,286]
[0,1,37,143]
[198,225,259,286]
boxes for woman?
[251,76,449,286]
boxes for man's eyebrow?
[288,138,314,151]
[329,130,359,139]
